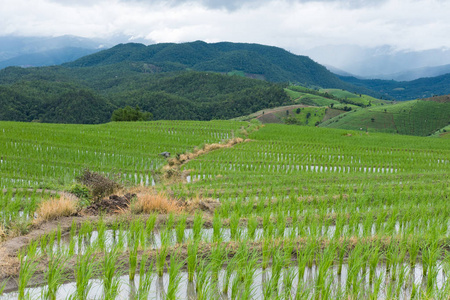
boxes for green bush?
[68,183,91,206]
[111,106,152,122]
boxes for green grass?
[319,100,450,136]
[287,107,326,126]
[431,124,450,138]
[321,88,389,106]
[284,87,339,107]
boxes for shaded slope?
[340,73,450,100]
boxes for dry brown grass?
[131,192,180,214]
[35,194,78,222]
[0,247,19,279]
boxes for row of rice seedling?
[4,231,450,299]
[168,123,449,298]
[0,120,246,190]
[1,122,449,299]
[0,120,247,240]
[0,189,56,238]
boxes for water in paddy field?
[1,262,446,299]
[37,221,438,256]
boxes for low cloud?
[1,0,449,54]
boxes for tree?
[111,106,153,121]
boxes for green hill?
[2,40,379,125]
[65,41,375,94]
[0,68,290,123]
[319,98,450,136]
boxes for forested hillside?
[65,41,364,90]
[0,66,289,123]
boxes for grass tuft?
[131,192,180,214]
[35,194,78,222]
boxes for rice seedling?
[43,253,68,300]
[175,214,187,244]
[368,244,382,285]
[270,249,283,294]
[212,210,222,243]
[0,280,5,295]
[195,259,214,300]
[145,213,157,237]
[222,254,236,294]
[187,240,198,282]
[136,255,153,300]
[74,248,95,300]
[240,253,259,299]
[192,211,204,241]
[262,238,271,270]
[155,243,168,278]
[17,250,38,300]
[164,252,184,300]
[210,243,225,281]
[128,241,139,281]
[229,211,240,241]
[96,217,107,252]
[102,246,122,299]
[282,266,297,299]
[408,237,420,269]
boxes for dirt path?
[161,122,259,183]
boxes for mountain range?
[0,39,450,126]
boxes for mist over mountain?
[373,64,450,81]
[0,35,108,59]
[0,47,100,69]
[304,44,450,79]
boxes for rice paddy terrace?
[0,120,449,299]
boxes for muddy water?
[1,262,445,300]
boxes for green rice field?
[0,120,449,299]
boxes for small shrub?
[68,183,91,205]
[9,217,32,237]
[77,169,121,200]
[131,192,180,214]
[35,195,77,222]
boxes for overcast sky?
[2,0,450,54]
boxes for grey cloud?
[116,0,387,11]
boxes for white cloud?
[1,0,450,53]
